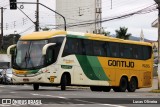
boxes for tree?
[115,27,131,40]
[3,34,21,50]
[42,27,50,31]
[101,31,110,36]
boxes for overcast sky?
[0,0,158,41]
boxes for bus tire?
[90,86,96,91]
[61,74,67,91]
[112,87,120,92]
[127,77,137,92]
[119,77,128,92]
[103,86,111,92]
[33,84,39,90]
[90,86,103,91]
[113,77,128,92]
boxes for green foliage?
[2,34,21,50]
[42,27,50,31]
[101,31,110,36]
[115,27,131,40]
[0,49,6,54]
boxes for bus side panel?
[137,59,153,88]
[59,55,110,86]
[98,56,153,88]
[97,57,116,86]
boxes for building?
[151,19,158,69]
[55,0,102,33]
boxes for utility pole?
[35,0,39,31]
[12,2,67,31]
[95,0,102,34]
[0,7,6,50]
[154,0,160,90]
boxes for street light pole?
[16,2,67,31]
[154,0,160,90]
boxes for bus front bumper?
[12,74,50,84]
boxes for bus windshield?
[13,40,48,70]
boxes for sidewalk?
[138,77,159,92]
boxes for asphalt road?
[0,78,160,107]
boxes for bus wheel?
[90,86,96,91]
[119,77,128,92]
[103,86,111,92]
[90,86,103,91]
[61,74,67,91]
[112,87,120,92]
[113,77,128,92]
[127,78,137,92]
[33,84,39,90]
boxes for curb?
[149,89,160,93]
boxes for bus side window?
[62,38,72,57]
[82,39,93,56]
[93,41,106,56]
[71,39,79,54]
[46,46,55,64]
[106,42,110,57]
[133,45,143,60]
[123,44,133,59]
[143,46,152,60]
[108,42,119,57]
[133,48,138,59]
[119,44,124,58]
[78,39,83,55]
[62,38,83,57]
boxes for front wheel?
[61,74,67,91]
[90,86,103,91]
[33,84,39,90]
[102,86,111,92]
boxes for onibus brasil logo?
[1,99,42,105]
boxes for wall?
[56,0,96,33]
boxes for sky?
[0,0,158,41]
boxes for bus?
[7,30,153,92]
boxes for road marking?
[10,92,16,93]
[31,93,66,99]
[100,104,126,107]
[74,99,95,104]
[10,86,17,87]
[0,104,11,106]
[0,86,5,87]
[23,85,30,87]
[74,99,126,107]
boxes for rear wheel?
[33,84,39,90]
[127,78,137,92]
[90,86,103,92]
[112,87,120,92]
[119,77,128,92]
[61,74,68,91]
[113,77,128,92]
[102,86,111,92]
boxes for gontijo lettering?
[108,60,134,68]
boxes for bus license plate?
[50,76,54,82]
[23,78,29,82]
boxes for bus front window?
[14,40,48,69]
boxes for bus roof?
[84,33,152,46]
[20,30,66,40]
[20,30,152,46]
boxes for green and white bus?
[7,30,153,92]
